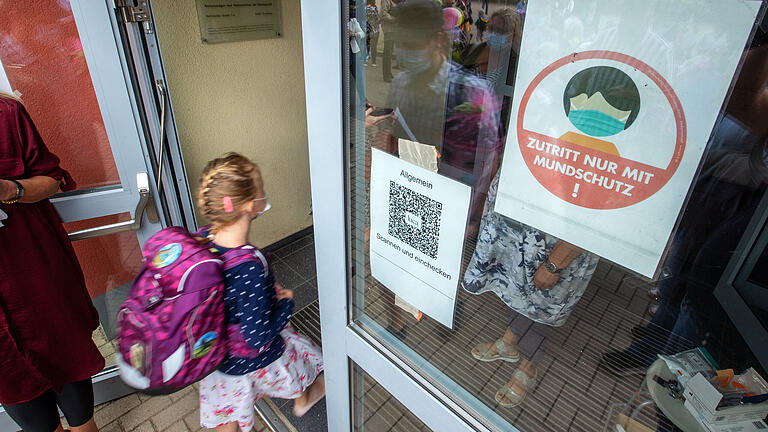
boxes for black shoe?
[600,350,652,376]
[630,325,648,340]
[647,287,661,301]
[383,76,393,83]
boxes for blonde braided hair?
[197,153,263,233]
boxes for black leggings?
[4,379,94,432]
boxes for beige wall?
[152,0,311,247]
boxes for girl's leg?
[294,373,326,417]
[216,422,240,432]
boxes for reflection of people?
[516,0,528,18]
[601,34,768,376]
[560,66,641,156]
[366,0,381,65]
[385,0,500,225]
[0,93,104,432]
[463,173,598,407]
[381,0,400,82]
[475,9,488,41]
[483,8,521,94]
[197,154,325,431]
[349,1,366,70]
[377,0,502,334]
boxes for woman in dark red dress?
[0,94,105,432]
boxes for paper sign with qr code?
[370,148,471,329]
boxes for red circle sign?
[518,50,687,209]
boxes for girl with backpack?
[196,153,324,431]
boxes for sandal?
[471,339,520,363]
[495,368,537,408]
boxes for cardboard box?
[615,414,655,432]
[684,373,768,424]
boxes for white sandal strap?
[495,339,509,356]
[511,369,536,387]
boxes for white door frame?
[299,1,493,430]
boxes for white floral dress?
[199,327,323,430]
[462,174,599,326]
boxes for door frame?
[299,1,493,430]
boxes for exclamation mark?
[572,183,580,198]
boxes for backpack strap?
[194,224,213,239]
[221,246,269,273]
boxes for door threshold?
[256,398,298,432]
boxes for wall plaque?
[195,0,282,44]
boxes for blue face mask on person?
[399,47,433,74]
[485,32,508,50]
[568,109,628,137]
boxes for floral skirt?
[199,328,323,430]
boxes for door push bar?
[68,173,153,242]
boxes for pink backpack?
[116,226,271,394]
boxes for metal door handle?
[155,80,167,194]
[68,173,152,242]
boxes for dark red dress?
[0,97,104,405]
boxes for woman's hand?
[0,176,60,203]
[533,264,559,290]
[0,180,16,201]
[365,107,396,127]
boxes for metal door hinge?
[115,0,150,24]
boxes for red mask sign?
[518,51,687,210]
[493,0,761,277]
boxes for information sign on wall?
[369,149,471,328]
[494,0,762,277]
[195,0,282,44]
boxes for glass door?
[302,0,768,431]
[301,1,479,430]
[0,0,180,426]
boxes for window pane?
[0,1,121,190]
[346,0,768,431]
[352,362,433,432]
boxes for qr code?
[388,181,442,258]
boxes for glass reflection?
[350,1,768,431]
